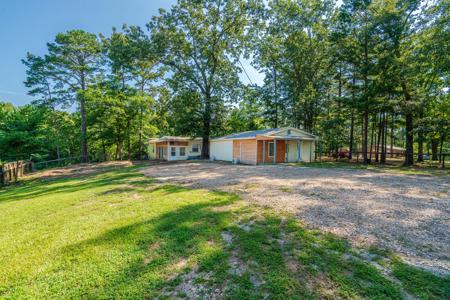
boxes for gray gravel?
[141,161,450,275]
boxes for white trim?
[269,127,319,140]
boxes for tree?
[226,86,264,133]
[254,0,334,132]
[126,26,162,159]
[23,30,102,162]
[0,103,77,162]
[149,0,259,158]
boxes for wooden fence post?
[0,164,4,186]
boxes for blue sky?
[0,0,264,106]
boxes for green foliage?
[11,0,448,162]
[149,0,261,156]
[0,103,77,162]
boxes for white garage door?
[210,140,233,162]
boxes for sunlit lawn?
[0,164,448,299]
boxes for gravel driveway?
[141,161,450,275]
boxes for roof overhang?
[149,137,202,143]
[257,135,318,141]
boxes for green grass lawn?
[0,164,448,299]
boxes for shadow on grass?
[55,196,438,299]
[229,212,405,299]
[0,166,148,204]
[58,190,237,299]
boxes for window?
[179,147,186,156]
[192,143,199,153]
[171,147,176,157]
[268,142,274,156]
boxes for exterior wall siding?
[150,140,202,161]
[256,140,286,164]
[233,139,257,165]
[210,140,233,161]
[167,140,202,161]
[286,141,298,162]
[301,141,314,162]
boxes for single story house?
[148,127,318,164]
[148,136,203,161]
[210,127,318,164]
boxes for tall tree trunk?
[138,83,145,160]
[362,110,369,164]
[273,66,278,128]
[380,113,387,163]
[127,118,131,160]
[402,83,414,166]
[79,94,88,163]
[362,12,370,165]
[439,132,445,164]
[375,112,383,163]
[349,112,354,160]
[431,138,439,161]
[115,125,122,160]
[404,112,414,166]
[102,139,106,162]
[417,111,424,162]
[369,113,376,161]
[349,73,356,160]
[138,108,143,160]
[79,72,88,163]
[201,94,212,159]
[390,113,394,158]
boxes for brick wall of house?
[233,139,258,165]
[256,140,286,164]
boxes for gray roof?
[213,128,280,140]
[213,127,319,141]
[149,136,202,142]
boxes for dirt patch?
[141,161,450,275]
[27,161,133,181]
[144,241,162,265]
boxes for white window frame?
[268,142,274,157]
[192,143,199,153]
[171,147,176,157]
[179,147,186,156]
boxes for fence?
[33,157,82,170]
[0,160,34,186]
[0,157,84,187]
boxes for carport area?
[141,161,450,275]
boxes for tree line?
[0,0,448,165]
